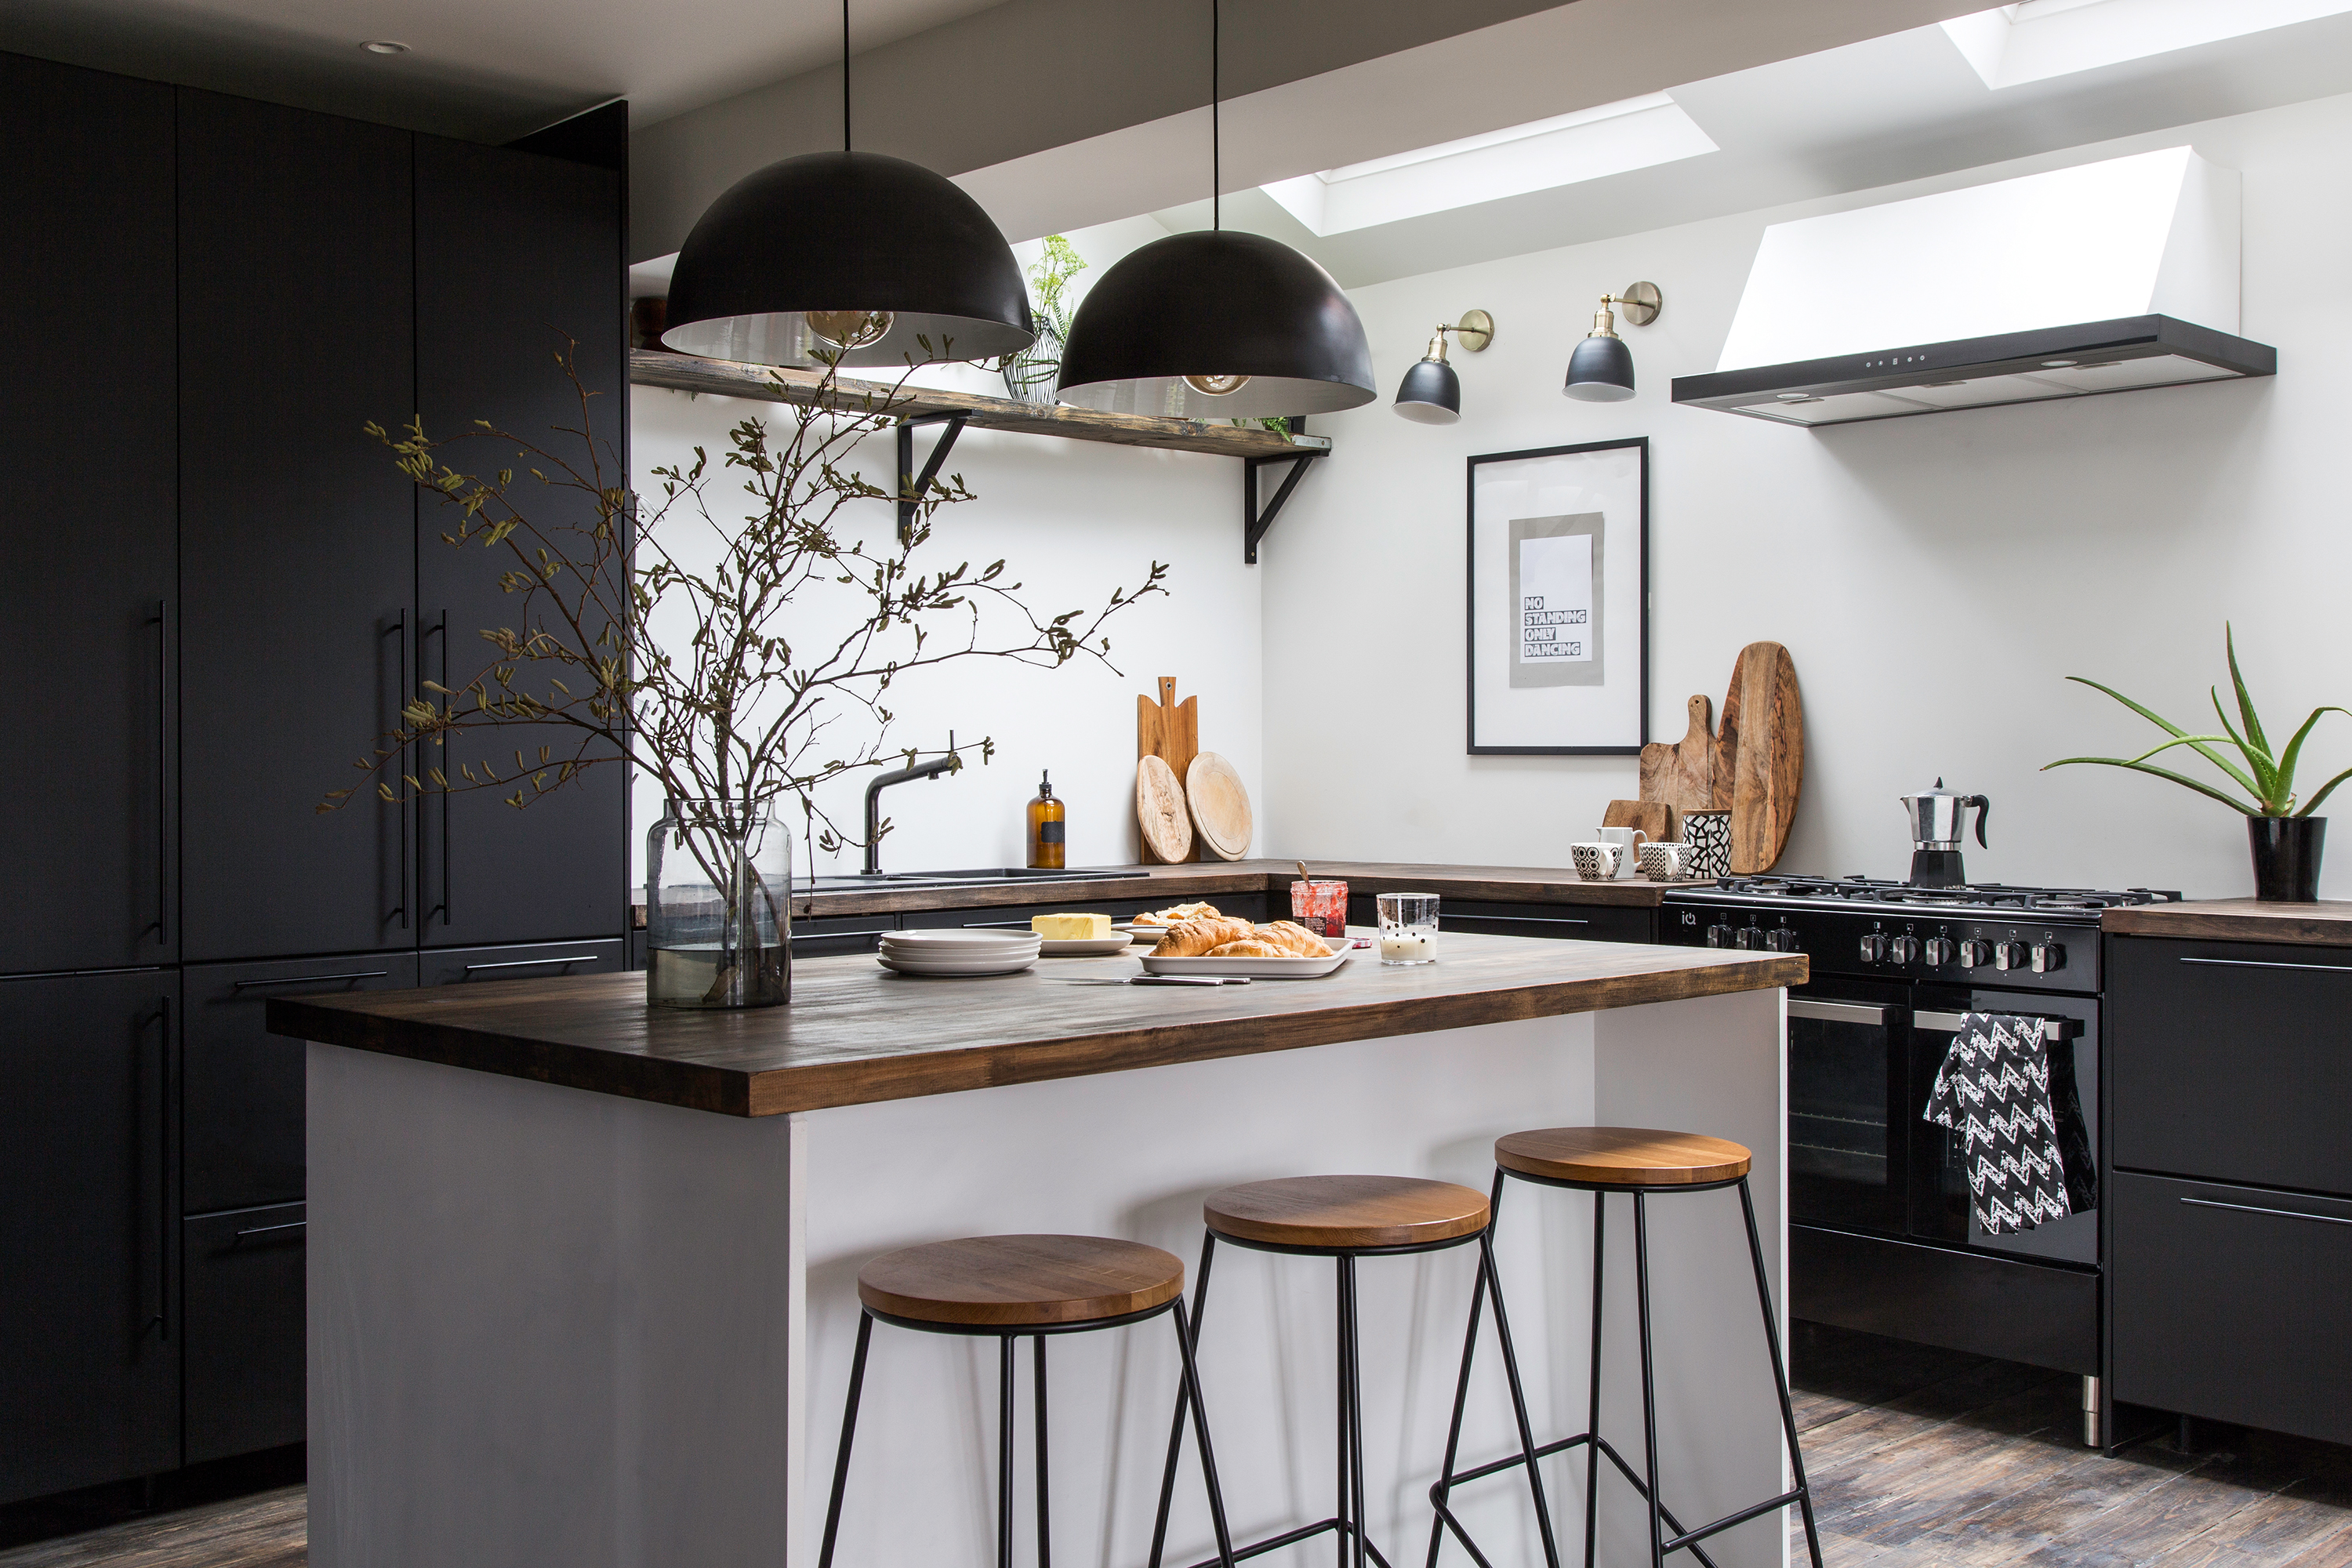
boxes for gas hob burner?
[1708,875,2180,913]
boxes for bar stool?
[1148,1175,1514,1568]
[1426,1128,1823,1568]
[818,1233,1236,1568]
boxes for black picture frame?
[1465,437,1650,755]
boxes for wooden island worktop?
[271,934,1802,1117]
[284,931,1802,1568]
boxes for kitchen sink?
[802,867,1140,891]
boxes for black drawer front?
[1791,1224,2096,1375]
[2112,1171,2352,1445]
[1348,896,1651,946]
[418,938,625,987]
[183,1202,305,1464]
[184,955,418,1214]
[2110,937,2352,1193]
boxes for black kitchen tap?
[862,731,959,875]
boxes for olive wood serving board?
[1602,799,1679,843]
[1639,695,1718,818]
[1716,642,1803,873]
[1185,752,1254,861]
[1136,754,1193,864]
[1138,676,1200,862]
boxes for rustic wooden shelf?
[629,349,1334,460]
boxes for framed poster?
[1466,437,1648,754]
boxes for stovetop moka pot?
[1900,779,1989,887]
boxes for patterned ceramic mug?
[1570,842,1622,881]
[1638,840,1690,881]
[1681,810,1733,880]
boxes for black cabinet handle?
[233,1220,307,1243]
[2180,956,2352,975]
[384,612,410,930]
[460,954,600,974]
[2181,1196,2352,1228]
[151,996,171,1342]
[427,610,452,929]
[230,969,390,990]
[150,599,170,946]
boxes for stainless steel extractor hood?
[1673,147,2277,428]
[1670,314,2274,426]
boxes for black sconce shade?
[1565,332,1636,402]
[1392,356,1461,423]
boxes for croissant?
[1205,938,1289,958]
[1256,920,1334,957]
[1152,916,1258,956]
[1134,900,1222,928]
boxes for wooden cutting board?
[1136,754,1193,863]
[1602,799,1678,843]
[1138,677,1198,784]
[1639,695,1717,816]
[1185,753,1253,861]
[1716,642,1803,873]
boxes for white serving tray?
[1138,947,1353,979]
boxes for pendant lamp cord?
[1210,0,1220,230]
[841,0,852,151]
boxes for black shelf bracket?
[897,411,970,546]
[1243,441,1330,564]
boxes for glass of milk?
[1376,892,1439,965]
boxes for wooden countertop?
[2103,898,2352,946]
[270,934,1803,1118]
[756,860,1708,921]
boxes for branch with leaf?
[327,341,1169,876]
[2043,623,2352,817]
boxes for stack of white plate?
[877,928,1042,978]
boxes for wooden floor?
[5,1325,2349,1565]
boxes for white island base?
[306,986,1789,1568]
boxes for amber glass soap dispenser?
[1026,772,1065,869]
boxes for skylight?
[1941,0,2352,89]
[1260,93,1717,237]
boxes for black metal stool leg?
[1149,1233,1218,1568]
[1171,1298,1239,1568]
[817,1311,874,1568]
[1341,1254,1370,1568]
[1424,1177,1499,1568]
[1034,1335,1051,1568]
[1584,1191,1605,1568]
[1739,1177,1824,1568]
[1336,1255,1352,1568]
[999,1334,1017,1568]
[1478,1233,1563,1568]
[1632,1194,1664,1568]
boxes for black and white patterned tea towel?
[1922,1012,2078,1235]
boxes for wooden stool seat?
[1494,1126,1752,1187]
[857,1234,1185,1328]
[1204,1174,1491,1250]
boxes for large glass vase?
[646,797,792,1008]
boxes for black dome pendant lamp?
[662,0,1033,369]
[1055,0,1374,419]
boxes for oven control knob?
[1858,933,1886,963]
[1767,927,1801,953]
[1733,927,1758,949]
[1924,937,1955,966]
[1887,935,1920,964]
[1993,941,2030,971]
[2031,942,2066,974]
[1958,939,1994,968]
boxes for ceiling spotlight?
[1392,310,1495,425]
[359,39,409,53]
[1564,281,1661,403]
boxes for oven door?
[1786,990,1912,1238]
[1907,987,2100,1267]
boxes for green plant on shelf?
[1027,234,1087,341]
[2043,623,2352,816]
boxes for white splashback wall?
[627,382,1262,882]
[1258,91,2352,900]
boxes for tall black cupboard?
[0,52,629,1504]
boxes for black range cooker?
[1660,875,2180,1446]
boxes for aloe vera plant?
[2045,625,2352,816]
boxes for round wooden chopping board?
[1719,641,1803,873]
[1185,752,1253,861]
[1136,754,1193,863]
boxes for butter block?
[1032,913,1113,940]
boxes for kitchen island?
[274,934,1803,1568]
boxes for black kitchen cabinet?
[0,971,180,1504]
[183,956,421,1215]
[413,135,628,950]
[182,1203,307,1465]
[419,938,626,986]
[2109,936,2352,1193]
[177,89,418,964]
[0,54,179,975]
[2112,1171,2352,1446]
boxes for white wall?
[1259,90,2352,900]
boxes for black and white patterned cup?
[1681,810,1733,880]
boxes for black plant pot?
[2249,815,2326,902]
